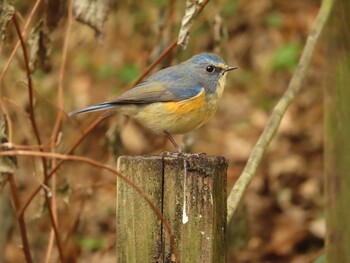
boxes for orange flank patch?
[164,90,205,114]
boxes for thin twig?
[226,0,335,223]
[153,0,177,46]
[46,0,73,262]
[128,0,210,88]
[8,174,33,263]
[0,0,42,86]
[0,149,179,262]
[12,15,40,145]
[196,0,210,15]
[0,143,44,150]
[19,117,104,217]
[52,0,73,139]
[128,39,178,88]
[11,14,65,262]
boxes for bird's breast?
[160,88,220,133]
[130,83,225,134]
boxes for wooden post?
[324,0,350,262]
[116,155,227,263]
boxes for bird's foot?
[159,151,206,158]
[159,151,182,157]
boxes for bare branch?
[0,0,42,85]
[12,14,65,262]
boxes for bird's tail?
[68,103,115,116]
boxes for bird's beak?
[224,66,238,73]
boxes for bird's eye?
[206,65,215,73]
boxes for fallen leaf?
[0,0,15,41]
[28,20,52,72]
[73,0,111,43]
[0,115,17,189]
[177,0,207,48]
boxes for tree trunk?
[324,0,350,262]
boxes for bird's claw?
[159,151,206,158]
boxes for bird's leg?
[161,132,207,157]
[163,131,182,153]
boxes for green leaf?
[96,63,117,80]
[118,63,140,83]
[76,52,91,70]
[313,253,325,263]
[152,0,167,7]
[266,11,283,28]
[78,236,104,251]
[272,42,301,71]
[222,0,238,16]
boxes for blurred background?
[0,0,324,262]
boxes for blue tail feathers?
[68,103,115,116]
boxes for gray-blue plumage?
[69,53,228,116]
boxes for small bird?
[69,53,237,152]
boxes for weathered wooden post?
[116,155,227,263]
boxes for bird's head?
[185,53,237,93]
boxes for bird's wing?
[68,65,203,116]
[108,81,202,104]
[108,66,203,104]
